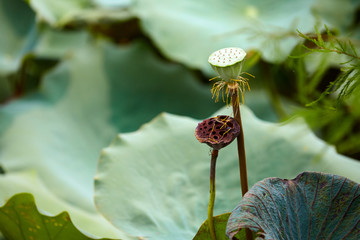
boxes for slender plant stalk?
[208,149,218,240]
[207,47,252,239]
[230,83,252,240]
[230,84,249,195]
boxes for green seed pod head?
[208,47,246,81]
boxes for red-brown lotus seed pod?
[195,115,241,150]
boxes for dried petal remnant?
[195,115,241,150]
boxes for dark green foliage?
[295,26,360,107]
[0,193,115,240]
[5,55,59,102]
[285,26,360,157]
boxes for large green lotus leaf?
[26,0,90,26]
[0,0,37,75]
[0,0,90,76]
[0,0,89,100]
[33,29,90,59]
[131,0,358,72]
[26,0,133,26]
[0,39,218,237]
[93,0,132,8]
[2,29,90,102]
[0,171,127,239]
[0,192,113,240]
[226,172,360,239]
[94,106,360,239]
[312,0,360,32]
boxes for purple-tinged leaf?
[226,172,360,240]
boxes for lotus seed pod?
[208,47,246,81]
[195,115,241,150]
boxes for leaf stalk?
[229,83,252,240]
[208,149,218,240]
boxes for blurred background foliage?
[1,0,360,238]
[1,0,360,157]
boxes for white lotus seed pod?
[208,47,246,81]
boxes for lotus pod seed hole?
[195,115,241,150]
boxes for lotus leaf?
[131,0,359,72]
[0,192,114,240]
[95,106,360,239]
[0,0,37,75]
[226,172,360,240]
[0,171,127,239]
[0,39,217,238]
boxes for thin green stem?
[208,149,218,240]
[317,45,360,60]
[230,83,252,240]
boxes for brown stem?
[230,84,249,196]
[230,83,252,240]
